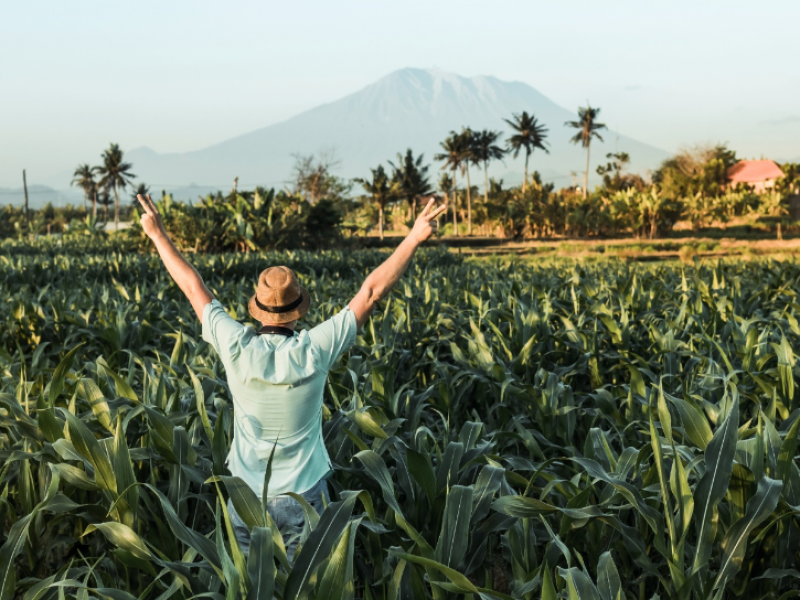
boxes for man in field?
[135,193,445,558]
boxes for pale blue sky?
[2,0,799,188]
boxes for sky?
[2,0,799,189]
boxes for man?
[136,193,446,558]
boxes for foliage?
[596,152,646,192]
[778,162,800,196]
[3,245,800,599]
[93,143,136,229]
[133,189,345,252]
[291,151,352,204]
[503,112,548,193]
[354,165,400,240]
[389,149,432,221]
[653,144,739,201]
[566,104,607,198]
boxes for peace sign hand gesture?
[136,194,167,241]
[409,195,448,245]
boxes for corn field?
[2,241,800,600]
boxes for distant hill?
[119,68,668,195]
[0,185,84,210]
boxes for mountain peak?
[123,68,668,192]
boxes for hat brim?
[248,287,311,324]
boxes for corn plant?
[1,241,800,599]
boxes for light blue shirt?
[202,300,357,497]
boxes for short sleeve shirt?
[202,300,357,497]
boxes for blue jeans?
[227,477,330,561]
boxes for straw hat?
[248,266,310,324]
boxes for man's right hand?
[408,196,448,245]
[136,194,167,241]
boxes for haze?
[2,0,799,190]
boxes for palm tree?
[435,132,467,236]
[566,104,607,199]
[457,128,477,235]
[355,165,398,240]
[96,188,113,224]
[71,164,95,215]
[131,183,151,204]
[94,143,136,230]
[504,112,549,193]
[472,130,505,207]
[389,149,431,222]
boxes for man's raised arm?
[349,196,447,329]
[136,194,214,320]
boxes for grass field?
[2,239,800,599]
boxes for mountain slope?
[127,68,669,192]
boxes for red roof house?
[727,160,784,192]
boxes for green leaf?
[169,331,184,368]
[559,567,601,600]
[0,468,60,600]
[144,484,222,572]
[96,357,138,402]
[78,378,114,434]
[49,343,84,405]
[668,394,713,450]
[247,526,275,600]
[492,495,607,520]
[83,522,150,561]
[541,565,558,600]
[283,492,359,600]
[777,414,800,493]
[407,447,437,506]
[354,450,404,517]
[597,552,622,600]
[692,397,739,574]
[212,412,227,476]
[218,476,266,529]
[62,410,117,495]
[189,367,213,442]
[714,476,783,591]
[316,519,359,600]
[435,485,473,569]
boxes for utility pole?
[22,169,30,225]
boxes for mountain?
[112,69,673,195]
[0,185,84,210]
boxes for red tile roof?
[727,160,784,183]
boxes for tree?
[566,104,607,199]
[355,165,398,240]
[457,128,477,235]
[504,112,549,193]
[435,132,467,236]
[596,152,645,192]
[291,150,350,204]
[653,144,738,201]
[71,164,95,215]
[94,143,136,230]
[131,183,151,204]
[472,130,505,207]
[96,188,113,223]
[759,191,789,240]
[389,149,431,222]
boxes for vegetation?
[503,112,549,194]
[3,241,800,599]
[9,117,800,246]
[566,105,607,199]
[94,143,136,230]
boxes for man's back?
[202,300,357,497]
